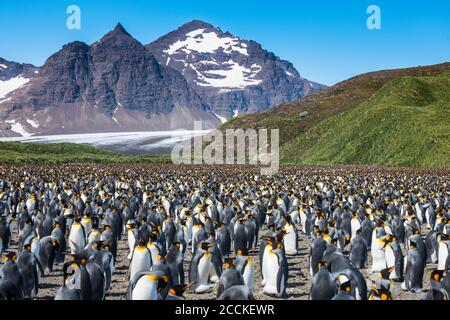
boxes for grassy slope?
[221,63,450,148]
[282,71,450,168]
[0,142,171,164]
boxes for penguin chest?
[127,230,136,252]
[69,225,85,252]
[147,243,159,265]
[284,225,297,255]
[243,258,254,289]
[299,211,307,232]
[197,253,212,285]
[438,242,449,270]
[385,244,399,279]
[88,230,101,243]
[263,252,280,294]
[81,219,92,237]
[130,249,152,277]
[351,218,361,239]
[132,277,158,300]
[31,238,41,256]
[371,240,387,272]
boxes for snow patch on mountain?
[5,120,32,137]
[193,60,262,89]
[0,76,31,98]
[26,119,39,128]
[164,28,248,56]
[213,112,228,124]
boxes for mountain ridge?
[146,19,326,119]
[0,23,219,137]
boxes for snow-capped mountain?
[0,58,39,102]
[147,20,326,120]
[0,24,219,137]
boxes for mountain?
[0,58,39,100]
[0,23,219,137]
[283,70,450,168]
[147,20,326,120]
[222,62,450,168]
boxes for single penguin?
[309,232,328,276]
[54,261,82,300]
[422,270,450,300]
[349,230,367,269]
[235,248,254,289]
[332,279,355,300]
[401,239,426,293]
[68,215,86,254]
[17,243,40,299]
[262,241,288,298]
[281,215,298,255]
[37,236,59,274]
[217,258,244,297]
[126,271,169,300]
[189,242,215,294]
[165,242,184,286]
[309,261,336,300]
[0,252,23,298]
[129,240,152,280]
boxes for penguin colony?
[0,164,448,300]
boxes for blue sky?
[0,0,448,85]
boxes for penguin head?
[378,266,395,280]
[224,258,235,269]
[22,243,32,252]
[431,270,446,283]
[338,280,352,294]
[317,261,328,270]
[3,251,16,263]
[409,240,417,250]
[200,242,213,252]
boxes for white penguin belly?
[300,212,307,233]
[385,244,398,279]
[438,242,449,270]
[81,219,92,239]
[196,253,212,293]
[69,225,85,253]
[284,225,297,255]
[351,218,361,240]
[88,230,101,244]
[132,276,158,300]
[261,245,272,284]
[127,230,136,259]
[147,243,159,265]
[243,259,254,289]
[130,248,151,279]
[263,252,280,295]
[371,240,387,272]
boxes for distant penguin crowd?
[0,164,448,300]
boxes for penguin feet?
[401,282,407,291]
[195,284,213,294]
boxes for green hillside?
[282,71,450,168]
[222,63,450,146]
[0,142,170,164]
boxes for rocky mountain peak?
[146,20,326,119]
[93,22,141,49]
